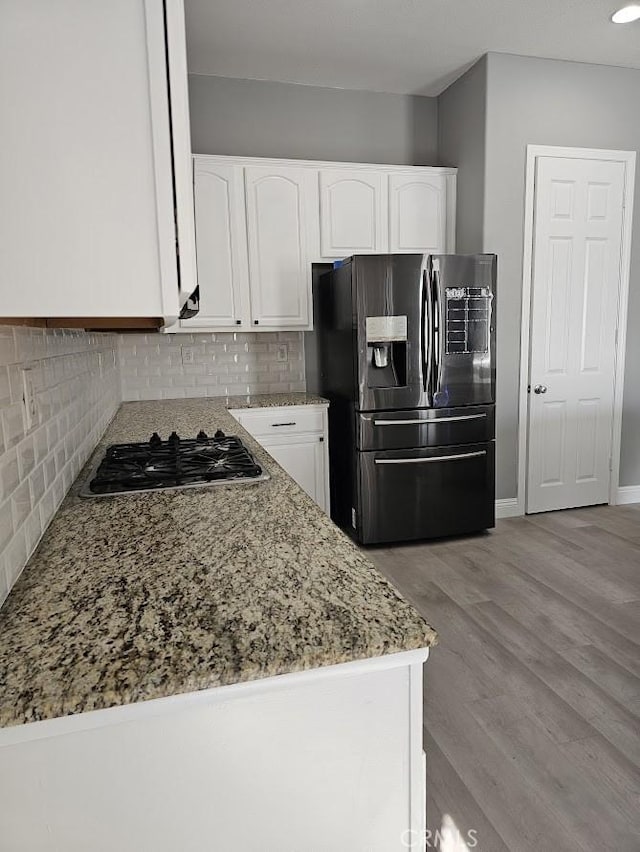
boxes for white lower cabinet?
[230,405,330,513]
[0,649,429,852]
[260,434,327,510]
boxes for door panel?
[430,254,496,408]
[260,434,326,511]
[319,170,386,256]
[357,442,495,544]
[353,254,429,412]
[187,160,249,329]
[527,156,626,513]
[389,174,446,253]
[244,166,314,328]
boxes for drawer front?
[358,441,495,544]
[357,405,494,451]
[231,406,325,438]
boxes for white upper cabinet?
[183,156,456,333]
[319,169,387,256]
[244,166,317,328]
[389,173,452,253]
[0,0,193,325]
[186,161,249,329]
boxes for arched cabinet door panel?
[244,166,315,328]
[189,160,249,328]
[389,173,449,253]
[319,169,387,256]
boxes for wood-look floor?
[369,504,640,852]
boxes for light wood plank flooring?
[369,504,640,852]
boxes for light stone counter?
[0,395,437,728]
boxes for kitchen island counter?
[0,396,437,729]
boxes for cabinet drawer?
[231,406,326,438]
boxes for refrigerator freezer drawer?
[357,441,495,544]
[357,405,495,451]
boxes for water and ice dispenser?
[365,314,408,388]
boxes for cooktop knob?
[149,432,162,447]
[196,430,209,442]
[214,429,226,439]
[168,431,180,446]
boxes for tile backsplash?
[0,326,120,606]
[118,331,306,401]
[0,327,309,609]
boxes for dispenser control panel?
[365,315,408,343]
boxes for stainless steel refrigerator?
[306,253,496,545]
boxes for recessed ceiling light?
[611,4,640,22]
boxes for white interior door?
[526,156,626,513]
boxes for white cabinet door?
[389,173,448,253]
[244,166,316,328]
[260,433,327,511]
[319,169,387,256]
[0,0,181,322]
[185,160,249,329]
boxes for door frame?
[517,145,636,514]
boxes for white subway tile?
[3,402,25,449]
[0,449,20,502]
[0,367,10,406]
[0,325,119,608]
[11,481,31,530]
[39,488,56,532]
[0,501,13,551]
[0,554,8,607]
[17,435,36,479]
[24,508,42,558]
[29,464,46,506]
[4,527,27,586]
[0,331,16,367]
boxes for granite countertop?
[0,393,437,729]
[222,391,328,409]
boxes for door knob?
[533,384,548,394]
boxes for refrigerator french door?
[354,254,495,412]
[308,253,497,544]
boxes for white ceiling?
[184,0,640,96]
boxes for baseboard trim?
[616,485,640,505]
[495,498,522,519]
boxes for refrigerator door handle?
[432,266,444,399]
[372,413,487,426]
[422,266,434,401]
[374,450,487,465]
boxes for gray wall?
[438,56,487,254]
[188,75,439,165]
[483,53,640,495]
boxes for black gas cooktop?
[80,430,269,497]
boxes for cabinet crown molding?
[192,153,457,176]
